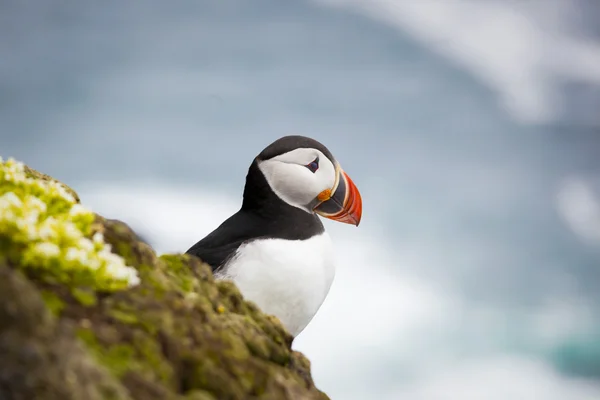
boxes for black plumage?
[186,136,335,272]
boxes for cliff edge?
[0,157,329,400]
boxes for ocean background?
[2,1,600,398]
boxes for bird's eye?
[306,157,319,173]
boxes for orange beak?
[314,167,362,226]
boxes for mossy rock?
[23,164,81,203]
[0,159,329,400]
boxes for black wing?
[186,202,325,272]
[185,210,263,272]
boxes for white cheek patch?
[269,148,320,166]
[258,148,337,212]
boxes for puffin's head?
[254,135,362,226]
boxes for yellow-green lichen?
[0,157,139,291]
[183,390,217,400]
[107,308,140,325]
[76,328,137,378]
[40,289,66,316]
[72,286,98,307]
[23,164,81,203]
[0,159,330,400]
[0,265,132,400]
[160,254,198,293]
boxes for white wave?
[314,0,600,124]
[556,176,600,246]
[77,182,600,400]
[393,356,600,400]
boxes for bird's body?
[215,232,336,336]
[186,135,362,337]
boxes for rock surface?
[0,159,329,400]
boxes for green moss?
[114,242,135,267]
[23,164,81,203]
[160,254,197,293]
[72,287,98,307]
[0,158,330,400]
[0,265,132,400]
[107,308,139,325]
[131,330,175,384]
[40,289,65,316]
[77,324,172,385]
[182,390,217,400]
[77,327,136,378]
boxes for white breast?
[215,232,336,337]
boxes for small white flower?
[17,219,39,240]
[69,204,90,216]
[33,242,61,257]
[46,181,75,203]
[2,157,140,290]
[61,191,75,203]
[6,158,25,170]
[65,247,89,264]
[0,209,16,224]
[78,237,94,252]
[10,173,25,183]
[92,232,104,243]
[126,270,140,286]
[27,196,47,213]
[1,192,23,208]
[98,249,123,266]
[38,221,57,240]
[62,222,82,240]
[3,160,26,182]
[87,258,101,271]
[105,262,125,278]
[22,210,40,226]
[106,264,140,286]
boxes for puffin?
[186,135,362,337]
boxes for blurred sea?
[2,1,600,399]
